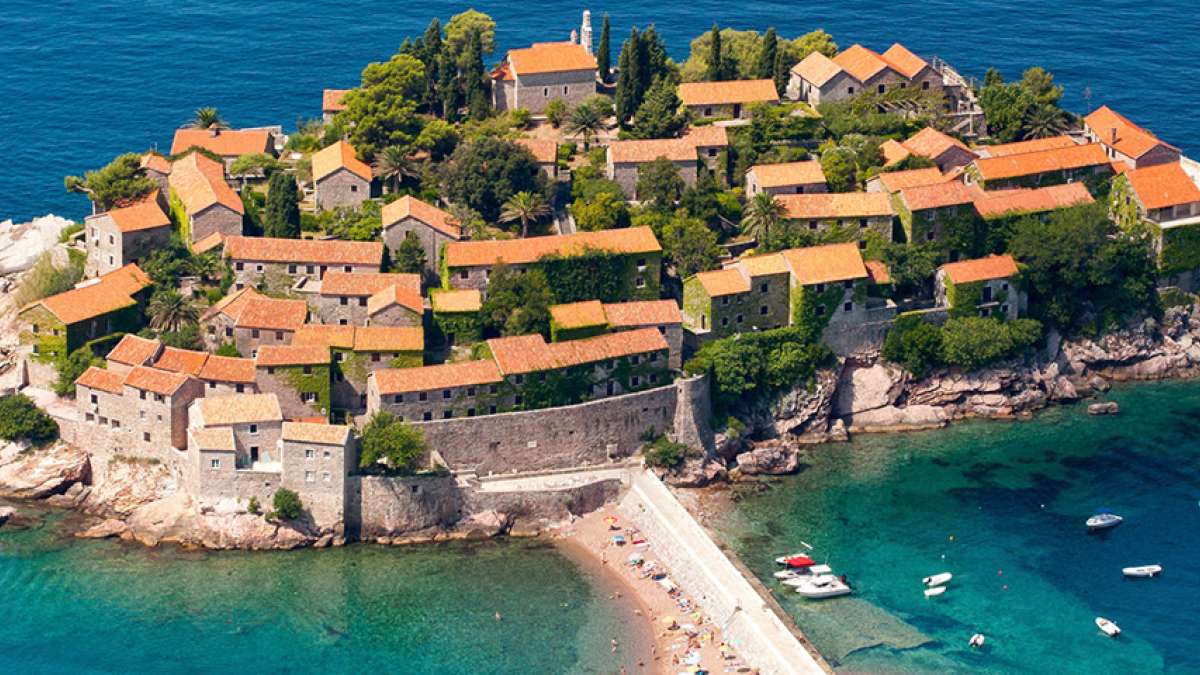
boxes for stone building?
[76,364,205,452]
[490,42,598,114]
[380,196,462,284]
[104,333,163,374]
[277,422,354,527]
[776,192,895,245]
[606,138,699,200]
[936,254,1024,320]
[200,287,308,356]
[224,235,383,293]
[972,183,1094,223]
[170,126,276,168]
[140,153,172,193]
[429,289,483,347]
[677,79,779,120]
[879,127,978,172]
[84,193,172,277]
[550,299,684,370]
[788,43,942,106]
[516,138,559,180]
[1109,161,1200,273]
[305,271,422,327]
[186,393,284,486]
[683,126,731,175]
[254,345,332,421]
[1083,105,1180,170]
[322,88,350,123]
[683,253,792,342]
[865,167,948,194]
[312,140,372,211]
[892,181,982,243]
[168,152,244,250]
[293,324,423,414]
[745,160,827,197]
[963,143,1112,190]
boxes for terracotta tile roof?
[880,43,929,78]
[1084,105,1178,160]
[487,327,667,375]
[125,365,192,396]
[736,252,790,277]
[608,138,697,164]
[1124,161,1200,211]
[693,268,750,297]
[170,127,272,157]
[354,326,423,352]
[876,167,948,192]
[106,334,161,366]
[293,324,357,350]
[107,194,171,233]
[681,125,730,148]
[190,426,236,452]
[940,254,1020,284]
[76,366,126,394]
[971,143,1110,181]
[198,354,256,383]
[193,232,226,254]
[373,359,503,395]
[899,181,982,211]
[791,51,843,87]
[430,289,482,313]
[490,62,514,82]
[381,195,462,239]
[506,42,597,76]
[902,127,972,161]
[282,421,350,446]
[973,182,1094,219]
[319,271,419,297]
[777,192,894,219]
[201,286,263,322]
[140,153,172,174]
[224,235,382,266]
[366,283,424,316]
[196,393,283,426]
[444,227,661,268]
[516,138,558,164]
[312,140,372,182]
[678,79,779,107]
[234,296,308,331]
[979,135,1078,158]
[551,300,607,329]
[322,88,350,113]
[748,161,826,188]
[255,344,329,367]
[781,242,869,286]
[880,139,912,166]
[154,346,209,375]
[602,300,682,327]
[169,152,244,215]
[864,260,891,284]
[833,44,892,82]
[33,264,151,325]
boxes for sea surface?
[2,0,1199,222]
[710,381,1200,674]
[0,508,648,674]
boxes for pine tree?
[264,172,300,239]
[597,14,612,83]
[640,26,669,88]
[629,79,687,139]
[707,25,724,81]
[422,18,444,114]
[615,28,641,125]
[757,28,778,79]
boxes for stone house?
[254,345,332,420]
[606,138,699,200]
[1083,105,1180,170]
[788,43,942,106]
[974,135,1078,159]
[292,324,423,414]
[745,160,827,197]
[963,143,1112,191]
[276,422,354,527]
[442,227,662,300]
[936,254,1024,320]
[369,359,505,423]
[677,79,779,120]
[880,127,977,172]
[186,393,285,492]
[76,364,204,452]
[168,152,244,250]
[972,182,1094,224]
[151,344,258,396]
[782,242,892,334]
[322,89,350,123]
[891,181,982,244]
[683,126,731,176]
[104,333,163,375]
[305,271,422,327]
[200,287,308,356]
[516,138,559,180]
[549,299,684,370]
[312,140,372,211]
[380,196,463,284]
[84,194,171,278]
[777,192,895,245]
[491,42,598,114]
[170,126,276,169]
[1109,161,1200,274]
[224,235,383,293]
[682,253,791,342]
[140,153,172,193]
[429,289,483,347]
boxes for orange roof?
[430,289,482,313]
[234,296,308,331]
[76,366,126,394]
[294,324,357,349]
[833,44,892,82]
[1123,161,1200,211]
[902,127,972,161]
[608,138,697,164]
[899,181,981,211]
[681,125,730,148]
[322,88,350,113]
[736,252,790,277]
[692,268,750,297]
[198,354,256,383]
[487,327,667,375]
[973,183,1094,219]
[106,334,161,366]
[366,283,424,316]
[971,143,1110,181]
[373,359,502,395]
[202,286,263,322]
[354,326,424,352]
[551,300,608,329]
[381,195,461,239]
[748,161,826,188]
[193,231,226,254]
[224,235,382,266]
[602,300,682,327]
[255,344,329,367]
[777,192,894,219]
[1084,105,1178,160]
[169,152,244,215]
[678,79,779,107]
[516,138,558,164]
[876,167,948,192]
[140,153,172,174]
[880,43,929,78]
[791,51,844,87]
[781,242,869,286]
[507,42,597,76]
[864,260,891,284]
[32,264,151,325]
[312,140,372,182]
[170,127,272,157]
[125,365,192,396]
[106,194,171,233]
[940,254,1019,284]
[154,346,209,375]
[980,135,1077,158]
[319,271,419,297]
[490,62,514,82]
[880,139,912,166]
[282,421,351,445]
[445,227,661,268]
[195,393,282,425]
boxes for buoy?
[997,570,1003,576]
[1002,584,1008,591]
[949,535,956,541]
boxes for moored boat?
[774,554,815,567]
[924,586,947,598]
[1087,511,1123,531]
[1096,617,1121,638]
[794,575,851,599]
[923,572,953,587]
[969,633,985,648]
[1122,564,1162,578]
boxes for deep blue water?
[2,0,1198,222]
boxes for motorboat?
[774,570,803,580]
[1087,512,1123,531]
[1122,564,1162,578]
[923,572,953,587]
[784,573,836,587]
[1096,617,1121,638]
[807,564,833,576]
[969,633,985,648]
[775,554,815,568]
[924,586,947,598]
[794,575,851,599]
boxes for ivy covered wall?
[430,311,482,346]
[281,364,332,419]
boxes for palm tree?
[148,290,199,333]
[191,107,225,130]
[1022,104,1069,139]
[741,192,786,244]
[373,146,419,193]
[565,103,605,150]
[499,191,551,238]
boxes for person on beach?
[611,638,619,653]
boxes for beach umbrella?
[605,516,619,528]
[661,615,677,629]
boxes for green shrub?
[272,488,303,520]
[684,326,831,410]
[643,436,689,468]
[0,394,59,445]
[54,347,102,397]
[58,222,84,244]
[545,99,568,127]
[15,252,84,308]
[509,108,532,129]
[247,496,261,515]
[215,342,240,357]
[940,317,1042,371]
[360,413,427,474]
[881,314,944,378]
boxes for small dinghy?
[924,586,947,598]
[923,572,953,587]
[1087,510,1123,532]
[774,554,815,568]
[774,570,802,580]
[1122,564,1162,578]
[1096,617,1121,638]
[969,633,985,648]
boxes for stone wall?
[314,169,369,211]
[191,204,242,246]
[355,474,462,538]
[382,218,456,284]
[511,69,597,114]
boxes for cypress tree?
[707,25,723,81]
[423,18,444,114]
[439,51,461,121]
[597,14,611,83]
[640,26,669,88]
[615,28,641,124]
[463,30,489,120]
[757,28,778,79]
[773,50,789,97]
[264,172,300,239]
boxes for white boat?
[1122,564,1162,578]
[969,633,985,648]
[1087,513,1123,531]
[924,586,947,598]
[784,573,836,587]
[808,564,833,576]
[923,572,953,587]
[774,570,803,580]
[1096,617,1121,638]
[794,576,851,599]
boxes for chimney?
[1110,127,1117,144]
[209,123,221,138]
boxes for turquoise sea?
[711,381,1200,674]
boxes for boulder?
[661,456,727,487]
[0,215,74,274]
[1088,402,1120,416]
[0,506,14,525]
[735,442,800,475]
[846,404,949,433]
[76,518,129,539]
[454,510,510,540]
[1089,376,1111,392]
[80,455,175,516]
[0,441,90,499]
[833,363,904,416]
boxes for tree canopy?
[439,137,547,222]
[337,53,427,160]
[481,262,553,336]
[360,412,428,473]
[264,172,301,238]
[64,152,156,211]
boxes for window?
[305,471,315,483]
[251,329,260,338]
[636,276,646,288]
[926,231,935,242]
[721,297,729,306]
[303,366,312,375]
[334,352,344,363]
[275,331,284,340]
[459,269,469,280]
[225,327,233,337]
[343,265,352,273]
[266,367,275,375]
[563,85,569,95]
[489,405,497,414]
[369,353,381,363]
[1001,304,1010,314]
[704,107,713,116]
[340,296,349,305]
[922,80,930,90]
[899,82,907,89]
[255,264,264,273]
[442,389,452,399]
[650,352,658,362]
[844,280,853,289]
[814,305,825,316]
[859,240,867,250]
[90,393,98,404]
[358,297,367,306]
[323,472,331,482]
[515,375,524,385]
[339,319,348,325]
[843,301,853,312]
[721,317,729,327]
[301,392,317,403]
[631,376,641,387]
[139,390,146,400]
[306,265,315,274]
[1001,282,1010,291]
[707,148,717,158]
[877,84,886,93]
[467,408,476,417]
[350,184,358,193]
[650,373,659,383]
[631,355,640,365]
[736,314,743,324]
[142,432,150,442]
[288,264,297,274]
[760,282,769,293]
[418,392,427,401]
[236,262,245,271]
[423,411,432,421]
[514,395,523,406]
[809,220,818,230]
[637,258,647,270]
[323,450,331,459]
[305,448,314,459]
[210,459,221,470]
[847,86,855,95]
[394,394,404,403]
[466,387,476,396]
[859,218,868,229]
[489,384,499,394]
[815,283,825,293]
[760,305,769,315]
[543,87,549,96]
[443,410,452,419]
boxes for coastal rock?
[1089,376,1111,392]
[735,442,800,475]
[453,509,511,540]
[742,368,839,438]
[124,493,318,550]
[0,505,14,525]
[0,215,74,274]
[1088,402,1119,415]
[1047,375,1079,402]
[846,404,949,432]
[79,455,174,516]
[661,456,727,487]
[76,518,128,539]
[834,362,904,416]
[0,441,89,499]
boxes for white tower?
[580,10,593,55]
